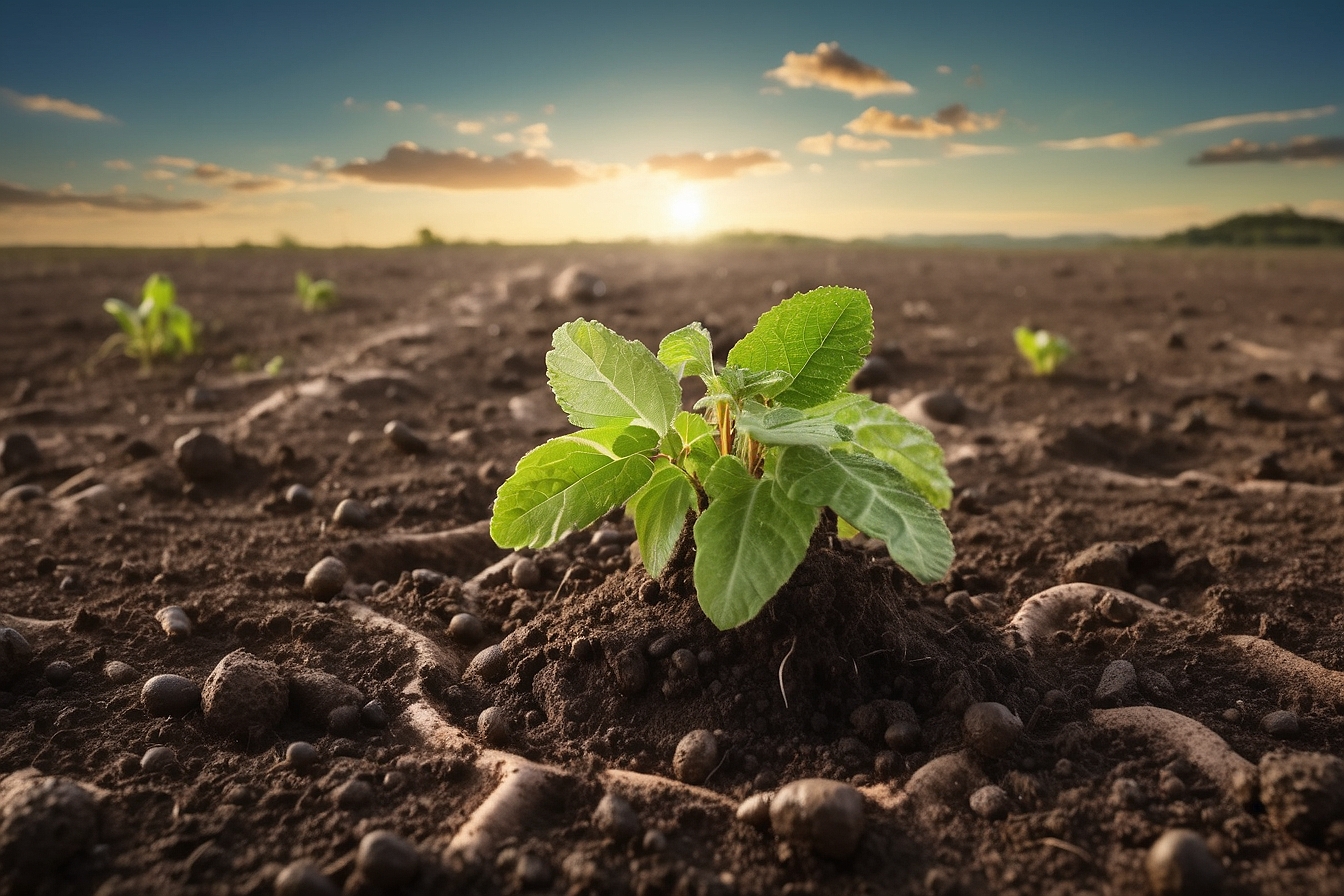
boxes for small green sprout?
[295,271,338,311]
[490,286,956,630]
[1014,326,1072,376]
[102,274,196,371]
[264,355,285,377]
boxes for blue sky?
[1,1,1341,244]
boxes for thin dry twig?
[1038,837,1093,864]
[778,636,798,709]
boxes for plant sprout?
[295,271,337,311]
[1014,326,1072,376]
[102,274,196,371]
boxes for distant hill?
[878,232,1121,249]
[1159,209,1344,246]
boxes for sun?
[668,186,704,232]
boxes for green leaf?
[491,426,657,549]
[103,299,142,340]
[142,273,175,310]
[658,323,714,379]
[692,456,819,629]
[296,271,312,294]
[668,411,718,481]
[1013,326,1072,376]
[165,305,196,354]
[547,319,681,435]
[818,395,953,509]
[776,446,954,584]
[726,286,872,409]
[736,400,849,448]
[628,458,696,577]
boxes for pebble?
[303,556,348,601]
[902,752,988,808]
[0,772,99,887]
[477,706,511,745]
[969,785,1012,820]
[769,779,866,859]
[201,649,288,736]
[1138,667,1175,702]
[1260,710,1300,739]
[0,627,33,685]
[735,793,772,828]
[0,433,42,474]
[962,702,1023,757]
[361,700,389,728]
[273,862,339,896]
[328,704,361,735]
[284,484,314,510]
[356,830,419,888]
[850,355,893,390]
[35,555,58,576]
[900,389,967,426]
[1094,660,1138,707]
[42,660,73,687]
[104,660,139,685]
[465,645,508,683]
[383,420,429,454]
[673,729,719,784]
[287,668,364,727]
[593,792,640,841]
[614,648,648,695]
[448,613,484,644]
[140,746,177,774]
[155,605,192,639]
[141,674,201,716]
[1063,541,1135,589]
[286,741,320,772]
[510,557,541,589]
[332,779,374,810]
[331,498,373,528]
[411,568,445,592]
[1258,750,1344,843]
[1145,829,1223,895]
[884,719,922,753]
[172,428,232,481]
[550,265,607,302]
[670,648,698,678]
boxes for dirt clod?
[769,778,866,860]
[962,702,1023,757]
[1258,751,1344,844]
[201,649,288,737]
[673,729,719,784]
[594,792,641,842]
[173,428,232,482]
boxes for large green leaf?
[547,319,681,435]
[776,446,954,584]
[818,395,954,509]
[142,273,175,310]
[627,458,696,577]
[491,426,657,549]
[692,456,818,629]
[726,286,872,409]
[736,400,850,448]
[657,323,714,379]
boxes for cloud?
[188,162,292,192]
[1305,199,1344,218]
[936,65,952,75]
[837,134,890,152]
[336,142,614,190]
[0,87,114,122]
[519,123,552,150]
[944,142,1015,157]
[1041,132,1161,151]
[493,133,515,144]
[859,158,934,170]
[104,159,133,171]
[143,169,177,181]
[455,120,485,134]
[307,156,337,172]
[384,100,402,112]
[797,133,835,156]
[846,103,1003,139]
[1164,105,1336,136]
[1190,135,1344,165]
[766,42,914,98]
[645,148,789,180]
[0,180,206,212]
[154,156,197,168]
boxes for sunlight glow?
[668,186,704,232]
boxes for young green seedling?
[490,286,956,630]
[102,274,197,371]
[1014,326,1072,376]
[295,271,338,311]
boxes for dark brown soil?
[2,244,1343,895]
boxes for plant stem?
[747,437,763,477]
[716,400,733,457]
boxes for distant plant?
[1014,326,1072,376]
[490,286,955,630]
[416,227,447,247]
[295,271,338,311]
[264,355,285,377]
[102,274,196,371]
[276,233,303,249]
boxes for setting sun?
[668,186,705,232]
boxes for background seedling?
[295,271,338,311]
[490,286,955,629]
[102,273,197,371]
[1014,326,1072,376]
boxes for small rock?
[285,741,319,772]
[1094,659,1138,707]
[1063,541,1136,588]
[1146,829,1223,895]
[356,830,419,888]
[902,752,987,808]
[969,785,1012,820]
[1258,751,1344,843]
[614,648,648,695]
[884,720,922,753]
[173,428,232,482]
[0,772,99,886]
[551,265,607,302]
[155,605,192,639]
[1137,667,1175,702]
[900,390,966,425]
[331,498,373,528]
[140,673,201,716]
[477,706,511,745]
[35,555,57,576]
[140,746,177,774]
[673,729,719,784]
[510,557,541,589]
[1261,710,1300,739]
[327,704,361,735]
[303,556,348,601]
[332,779,374,810]
[465,644,508,683]
[43,660,73,686]
[201,649,288,736]
[288,668,364,727]
[850,356,893,390]
[273,862,339,896]
[769,779,866,859]
[284,484,314,510]
[670,648,698,678]
[0,433,42,474]
[383,420,429,454]
[593,792,640,841]
[361,700,389,728]
[104,660,138,685]
[736,793,773,828]
[448,613,484,644]
[962,702,1023,758]
[944,590,975,616]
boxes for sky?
[1,1,1341,245]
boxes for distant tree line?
[1158,208,1344,246]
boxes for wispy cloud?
[1190,135,1344,165]
[798,133,836,156]
[336,142,616,190]
[0,181,205,212]
[456,120,485,134]
[1165,105,1336,136]
[154,156,197,169]
[936,65,952,76]
[766,42,914,98]
[944,143,1015,157]
[645,148,789,180]
[859,158,934,170]
[189,162,292,192]
[384,100,403,112]
[837,134,890,152]
[518,123,552,150]
[1041,132,1161,151]
[0,87,115,122]
[846,103,1002,139]
[143,169,177,181]
[493,133,516,144]
[104,159,134,171]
